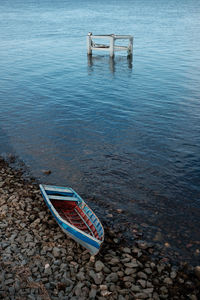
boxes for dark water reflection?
[87,55,133,74]
[0,0,200,264]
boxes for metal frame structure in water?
[87,32,133,58]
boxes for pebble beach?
[0,157,200,300]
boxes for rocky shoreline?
[0,157,199,299]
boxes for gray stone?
[108,257,120,265]
[138,279,146,288]
[52,247,60,258]
[144,268,152,275]
[89,284,97,299]
[137,271,148,280]
[74,282,84,296]
[105,272,118,283]
[134,292,148,299]
[163,277,173,285]
[124,261,138,268]
[123,276,134,282]
[170,271,177,279]
[122,247,131,253]
[94,260,105,272]
[89,270,104,285]
[44,266,52,275]
[76,271,85,281]
[125,267,136,275]
[131,285,141,292]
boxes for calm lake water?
[0,0,200,263]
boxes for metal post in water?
[128,36,133,57]
[109,35,115,57]
[87,32,92,55]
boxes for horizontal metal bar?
[91,35,132,39]
[114,35,133,39]
[114,46,128,50]
[91,47,111,51]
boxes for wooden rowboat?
[39,184,104,255]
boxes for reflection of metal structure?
[87,33,133,58]
[87,55,132,74]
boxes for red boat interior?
[51,199,100,240]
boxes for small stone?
[134,292,148,299]
[153,231,163,242]
[144,268,152,275]
[101,290,112,297]
[188,295,198,300]
[105,272,118,283]
[137,240,150,250]
[109,257,120,265]
[95,260,105,272]
[89,270,104,285]
[43,170,51,175]
[131,285,141,292]
[74,282,84,297]
[123,247,131,254]
[76,271,85,281]
[44,265,52,275]
[117,271,124,277]
[143,288,154,294]
[100,285,107,291]
[170,271,177,279]
[125,268,136,275]
[52,247,60,258]
[89,284,97,299]
[160,286,168,294]
[194,266,200,280]
[124,261,138,268]
[163,277,173,285]
[107,214,113,218]
[137,272,147,280]
[157,264,165,274]
[138,279,146,288]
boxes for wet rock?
[137,240,150,250]
[153,231,163,242]
[42,170,52,175]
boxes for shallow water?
[0,0,200,263]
